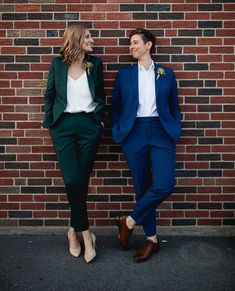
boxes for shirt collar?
[138,60,155,71]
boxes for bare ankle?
[68,227,77,235]
[126,216,135,229]
[147,235,157,243]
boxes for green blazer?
[42,55,106,128]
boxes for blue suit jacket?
[112,63,181,143]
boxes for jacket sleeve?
[112,71,121,126]
[42,59,56,128]
[169,70,181,122]
[94,58,106,122]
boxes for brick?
[198,203,222,209]
[19,220,43,226]
[2,13,27,20]
[210,63,234,71]
[197,154,220,161]
[160,210,184,218]
[224,38,235,45]
[146,4,170,11]
[223,219,235,226]
[159,13,184,20]
[120,4,144,11]
[198,55,222,62]
[34,195,58,202]
[33,211,57,218]
[224,203,235,210]
[5,64,29,71]
[200,72,224,80]
[198,4,222,11]
[198,105,222,113]
[172,219,196,226]
[173,203,196,209]
[2,39,22,51]
[0,56,14,62]
[204,30,215,37]
[0,89,15,96]
[46,203,68,210]
[184,63,208,70]
[44,219,68,227]
[198,219,221,226]
[9,211,32,218]
[210,46,234,54]
[172,38,196,45]
[27,47,52,54]
[198,21,222,28]
[212,13,235,20]
[94,22,119,29]
[14,39,39,46]
[46,187,64,193]
[172,4,197,11]
[185,211,209,218]
[178,29,201,36]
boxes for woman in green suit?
[42,23,106,263]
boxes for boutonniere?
[83,60,93,76]
[156,67,165,80]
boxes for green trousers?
[50,112,103,232]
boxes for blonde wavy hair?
[60,23,88,65]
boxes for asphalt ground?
[0,230,235,291]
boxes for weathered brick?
[120,4,144,11]
[14,39,39,46]
[2,13,27,20]
[0,56,14,62]
[184,63,208,70]
[172,219,196,226]
[28,13,52,20]
[9,211,32,218]
[198,21,222,28]
[198,4,222,11]
[19,220,43,226]
[133,13,158,20]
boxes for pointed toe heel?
[67,230,81,258]
[84,232,96,264]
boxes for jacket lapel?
[84,54,95,98]
[87,74,95,98]
[131,64,139,101]
[58,60,68,100]
[154,63,161,105]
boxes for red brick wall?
[0,0,234,229]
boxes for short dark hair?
[129,28,156,55]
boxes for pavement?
[0,227,235,291]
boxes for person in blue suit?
[112,28,181,262]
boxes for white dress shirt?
[136,61,158,117]
[64,72,97,113]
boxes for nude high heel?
[84,232,96,263]
[67,230,81,258]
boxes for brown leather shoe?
[116,216,133,250]
[133,239,160,262]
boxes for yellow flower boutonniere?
[156,67,165,80]
[83,60,93,76]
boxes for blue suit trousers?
[121,117,176,236]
